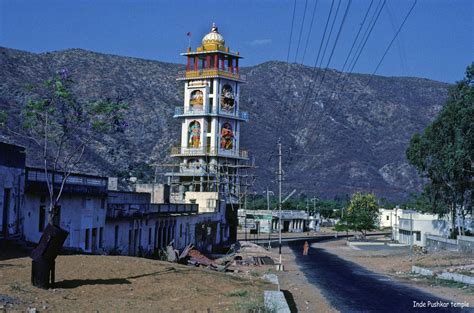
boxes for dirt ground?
[316,237,474,305]
[0,254,274,312]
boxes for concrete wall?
[135,184,166,204]
[0,165,24,238]
[457,235,474,254]
[185,191,219,213]
[426,235,458,252]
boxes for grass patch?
[425,277,474,291]
[227,289,249,297]
[234,297,275,313]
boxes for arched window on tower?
[188,121,201,148]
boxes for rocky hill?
[0,47,450,200]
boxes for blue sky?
[0,0,472,83]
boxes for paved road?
[288,239,470,313]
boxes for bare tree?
[0,69,128,225]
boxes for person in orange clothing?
[303,241,309,256]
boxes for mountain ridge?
[0,46,450,200]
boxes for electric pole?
[306,199,309,235]
[277,139,283,271]
[311,197,318,232]
[264,187,274,250]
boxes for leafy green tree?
[338,193,379,237]
[0,69,128,226]
[406,63,473,235]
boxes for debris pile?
[163,243,230,272]
[162,240,276,273]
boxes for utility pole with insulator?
[277,138,283,271]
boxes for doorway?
[2,189,11,238]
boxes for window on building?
[148,227,152,245]
[386,216,390,221]
[114,225,119,248]
[85,229,90,250]
[39,205,46,232]
[91,228,97,251]
[207,199,216,209]
[189,199,196,204]
[416,232,421,241]
[99,227,103,249]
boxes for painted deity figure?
[190,90,204,110]
[220,122,234,150]
[221,85,235,112]
[189,121,201,148]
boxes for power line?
[298,0,386,151]
[286,0,298,63]
[301,0,417,152]
[313,0,353,98]
[337,0,386,96]
[352,0,418,106]
[293,0,336,126]
[280,0,299,108]
[301,0,320,64]
[294,0,309,63]
[331,0,374,92]
[299,0,385,139]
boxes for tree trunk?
[456,204,462,239]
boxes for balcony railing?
[26,169,107,187]
[177,69,246,82]
[106,203,198,220]
[25,167,108,195]
[170,146,249,159]
[174,106,249,121]
[150,203,198,214]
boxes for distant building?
[238,209,309,233]
[394,210,450,247]
[378,208,395,228]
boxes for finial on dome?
[211,22,218,33]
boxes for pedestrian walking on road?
[303,241,309,256]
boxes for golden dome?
[202,23,225,47]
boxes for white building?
[391,210,450,247]
[104,190,230,256]
[378,208,394,228]
[22,167,108,253]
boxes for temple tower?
[167,23,249,213]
